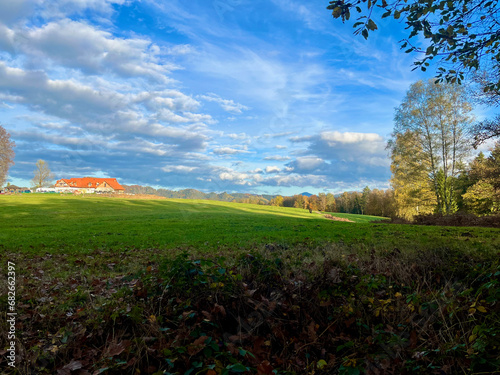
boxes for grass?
[1,194,499,255]
[322,211,389,223]
[1,194,500,374]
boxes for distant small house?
[3,185,31,193]
[54,177,125,194]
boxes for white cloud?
[264,173,327,187]
[40,0,126,19]
[213,147,249,155]
[263,155,290,161]
[265,166,281,173]
[199,93,249,114]
[162,165,198,173]
[165,44,194,55]
[8,19,175,81]
[218,171,251,185]
[320,131,383,145]
[227,132,249,140]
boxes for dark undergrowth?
[390,213,500,228]
[1,245,499,375]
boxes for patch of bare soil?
[324,214,354,222]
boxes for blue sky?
[0,0,489,195]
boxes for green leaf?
[227,363,248,372]
[332,6,343,18]
[362,29,369,40]
[394,10,401,19]
[367,19,378,31]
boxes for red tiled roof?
[56,177,125,190]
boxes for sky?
[0,0,492,195]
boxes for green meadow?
[0,194,498,255]
[1,194,500,375]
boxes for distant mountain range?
[123,185,318,203]
[123,185,275,204]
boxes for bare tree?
[0,125,15,187]
[32,159,54,188]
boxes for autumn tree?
[359,186,370,215]
[270,195,284,206]
[462,142,500,214]
[307,195,319,213]
[325,193,336,212]
[389,80,473,216]
[32,159,54,188]
[327,0,500,94]
[389,130,437,219]
[366,189,382,216]
[293,194,308,209]
[365,189,393,217]
[317,193,327,211]
[0,125,15,187]
[463,181,499,215]
[336,192,354,213]
[282,196,295,207]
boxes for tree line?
[389,79,499,220]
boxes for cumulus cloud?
[139,90,201,112]
[218,171,251,185]
[282,130,391,185]
[0,62,211,150]
[1,19,175,82]
[289,156,324,172]
[291,130,388,167]
[162,165,198,173]
[265,166,281,173]
[321,131,382,144]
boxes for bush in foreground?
[1,246,499,374]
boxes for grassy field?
[323,211,391,223]
[1,194,498,255]
[1,194,500,375]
